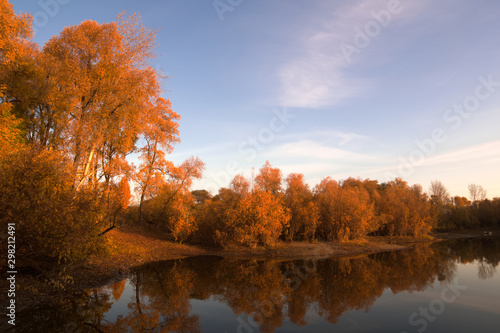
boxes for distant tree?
[429,180,450,204]
[427,180,450,230]
[284,173,318,241]
[468,184,487,202]
[198,173,290,248]
[139,156,204,241]
[230,173,250,198]
[314,177,376,241]
[475,199,497,228]
[255,161,283,195]
[218,190,290,248]
[191,189,212,205]
[377,178,433,236]
[453,196,471,208]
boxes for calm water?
[16,237,500,332]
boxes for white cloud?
[277,129,369,147]
[265,139,372,162]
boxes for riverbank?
[11,226,498,312]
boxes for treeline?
[429,182,500,231]
[134,161,499,248]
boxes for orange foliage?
[230,173,251,198]
[106,177,131,227]
[0,94,23,158]
[0,0,33,64]
[453,196,471,208]
[2,12,180,191]
[197,173,290,248]
[0,148,104,262]
[377,179,433,236]
[137,156,204,241]
[284,173,318,241]
[218,190,290,248]
[314,177,376,241]
[255,160,283,195]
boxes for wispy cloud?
[278,129,369,146]
[423,140,500,167]
[278,0,426,108]
[264,139,373,162]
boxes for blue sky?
[12,0,500,198]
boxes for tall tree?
[3,14,180,191]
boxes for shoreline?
[11,226,498,312]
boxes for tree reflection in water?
[15,237,500,332]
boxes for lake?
[16,236,500,332]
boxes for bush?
[0,148,105,265]
[197,189,290,248]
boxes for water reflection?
[16,237,500,332]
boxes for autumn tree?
[442,197,476,230]
[453,196,471,208]
[191,189,212,205]
[0,4,186,273]
[137,156,204,241]
[230,173,251,198]
[219,190,290,248]
[0,0,33,77]
[314,177,376,241]
[377,179,433,236]
[2,13,180,192]
[284,173,318,241]
[196,173,290,248]
[255,161,283,195]
[314,177,341,241]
